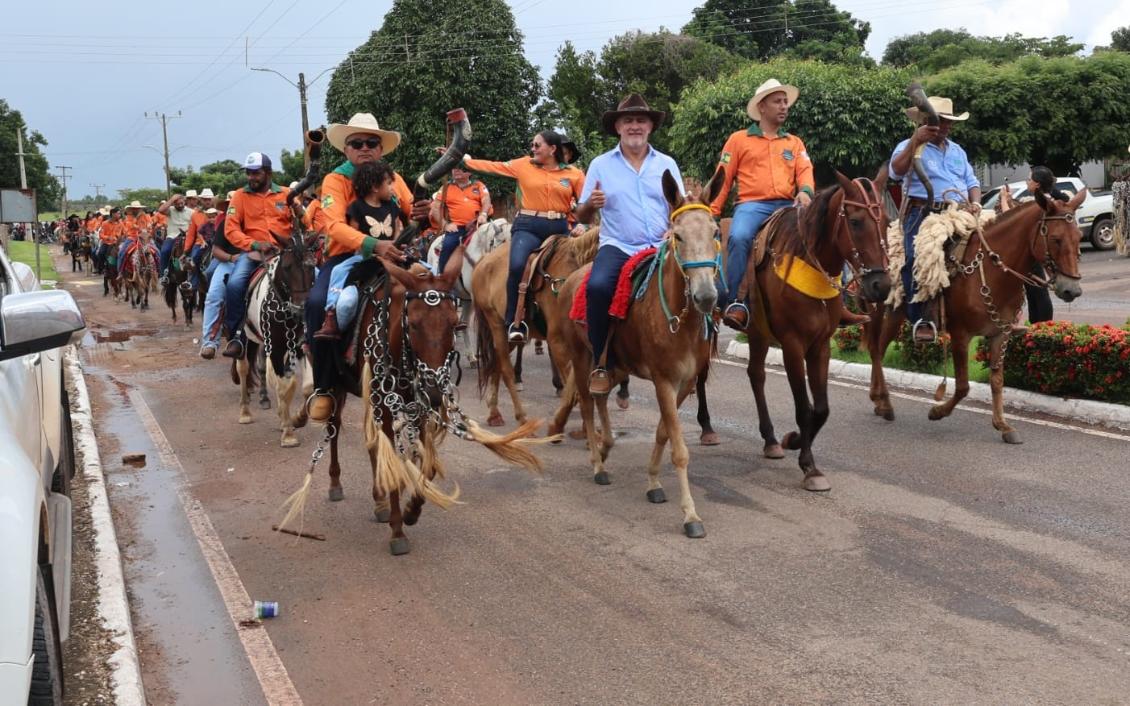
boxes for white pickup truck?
[0,244,86,705]
[981,176,1115,250]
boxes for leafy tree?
[546,41,608,161]
[925,52,1130,176]
[0,99,62,210]
[169,159,250,196]
[1112,26,1130,53]
[324,0,541,201]
[278,148,307,187]
[116,188,168,208]
[669,59,914,187]
[882,29,1082,73]
[682,0,868,62]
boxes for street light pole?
[252,66,332,170]
[145,110,182,197]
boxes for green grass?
[4,241,60,286]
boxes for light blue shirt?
[580,144,685,255]
[889,138,979,202]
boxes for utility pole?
[251,66,332,170]
[90,183,105,201]
[16,129,29,188]
[54,165,72,217]
[145,110,181,197]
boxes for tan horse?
[122,238,159,309]
[471,227,600,427]
[551,168,725,539]
[866,188,1085,442]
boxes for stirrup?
[721,302,749,330]
[911,319,938,343]
[507,321,528,344]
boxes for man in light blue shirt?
[575,93,685,396]
[889,96,981,342]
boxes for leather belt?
[517,209,567,220]
[906,197,946,212]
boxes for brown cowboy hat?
[561,139,581,164]
[601,94,665,136]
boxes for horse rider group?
[82,201,166,274]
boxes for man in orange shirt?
[710,79,815,330]
[96,207,124,272]
[435,164,491,272]
[221,152,293,358]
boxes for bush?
[832,324,864,353]
[975,321,1130,404]
[893,323,949,371]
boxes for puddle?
[83,328,156,345]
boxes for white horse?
[426,218,511,365]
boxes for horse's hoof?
[594,471,611,485]
[616,396,630,411]
[781,431,801,450]
[467,359,478,369]
[514,382,524,392]
[568,429,587,441]
[700,431,720,446]
[1002,430,1023,445]
[646,488,667,504]
[487,412,505,427]
[281,435,299,448]
[683,521,706,539]
[928,405,945,421]
[374,507,391,523]
[328,486,344,502]
[546,424,563,443]
[803,472,832,492]
[260,399,271,410]
[389,537,411,556]
[239,414,252,425]
[404,512,420,527]
[763,443,786,459]
[883,410,895,421]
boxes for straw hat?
[204,207,218,215]
[199,188,215,199]
[326,113,401,154]
[747,79,799,121]
[905,96,970,123]
[185,189,199,198]
[601,94,666,136]
[126,200,144,209]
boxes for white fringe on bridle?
[886,204,998,309]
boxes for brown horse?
[866,188,1085,443]
[551,168,725,538]
[102,243,122,299]
[280,248,549,556]
[741,171,892,491]
[121,240,159,309]
[472,227,600,428]
[163,233,196,325]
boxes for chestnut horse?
[551,168,725,539]
[121,239,159,309]
[740,171,892,491]
[866,188,1085,443]
[162,233,197,325]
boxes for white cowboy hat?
[185,189,199,198]
[204,207,218,215]
[326,113,401,155]
[199,188,215,199]
[747,79,799,121]
[126,200,143,209]
[288,181,299,190]
[98,207,110,216]
[906,96,970,123]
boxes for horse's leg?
[291,356,313,431]
[237,355,253,424]
[616,379,630,410]
[328,394,345,501]
[513,343,525,390]
[984,333,1021,444]
[258,347,271,409]
[595,387,614,462]
[778,340,814,459]
[746,335,783,459]
[273,358,300,448]
[696,367,719,445]
[494,327,528,425]
[656,378,704,538]
[929,330,972,422]
[645,405,672,503]
[798,343,833,492]
[550,356,563,396]
[870,307,904,421]
[547,368,578,440]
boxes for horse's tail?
[474,302,495,398]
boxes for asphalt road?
[60,247,1130,704]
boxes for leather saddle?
[513,234,566,336]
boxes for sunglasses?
[347,137,382,150]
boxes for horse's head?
[663,166,726,315]
[271,233,319,313]
[1033,188,1085,302]
[385,249,462,407]
[833,166,891,303]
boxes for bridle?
[659,202,723,334]
[835,178,889,281]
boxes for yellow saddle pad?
[774,255,840,300]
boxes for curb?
[65,348,147,706]
[724,339,1130,432]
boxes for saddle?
[569,247,658,326]
[512,234,567,337]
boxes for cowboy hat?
[204,207,218,215]
[126,200,144,209]
[199,188,215,199]
[747,79,799,121]
[185,189,198,198]
[906,96,970,123]
[601,94,665,136]
[326,113,401,154]
[561,139,581,164]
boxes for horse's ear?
[872,162,889,193]
[834,170,854,194]
[382,257,416,289]
[662,169,683,209]
[703,166,726,207]
[440,245,464,284]
[1067,186,1088,210]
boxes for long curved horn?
[905,83,938,207]
[287,128,326,213]
[395,109,473,248]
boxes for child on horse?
[314,159,403,340]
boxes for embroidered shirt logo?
[720,152,732,164]
[782,149,794,161]
[322,195,335,208]
[559,178,570,188]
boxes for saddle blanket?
[885,205,997,309]
[774,255,840,300]
[569,246,657,325]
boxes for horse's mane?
[563,226,600,264]
[989,199,1040,231]
[773,185,841,262]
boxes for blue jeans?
[159,236,177,276]
[506,215,568,328]
[901,206,929,323]
[586,245,631,366]
[223,254,258,336]
[436,227,466,273]
[202,260,235,348]
[189,244,204,289]
[725,199,792,306]
[306,253,356,391]
[327,255,362,309]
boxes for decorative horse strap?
[258,257,304,365]
[838,177,889,281]
[658,203,723,335]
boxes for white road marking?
[713,357,1130,442]
[129,390,303,706]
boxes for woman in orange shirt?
[464,130,584,343]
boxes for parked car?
[981,176,1115,250]
[0,244,85,704]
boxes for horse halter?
[836,178,888,277]
[668,203,724,275]
[1036,210,1081,281]
[660,202,724,334]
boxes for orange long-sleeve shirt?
[122,213,153,238]
[301,198,321,233]
[709,125,815,217]
[463,156,582,214]
[224,183,293,252]
[185,210,209,250]
[316,161,413,258]
[99,219,123,245]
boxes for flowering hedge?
[975,321,1130,404]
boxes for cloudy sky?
[3,0,1125,198]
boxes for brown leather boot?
[589,368,611,397]
[313,308,341,340]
